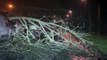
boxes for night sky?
[0,0,106,34]
[0,0,100,9]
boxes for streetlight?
[9,4,13,8]
[8,3,14,9]
[68,10,72,14]
[81,0,85,2]
[66,14,70,18]
[66,10,73,19]
[81,0,86,3]
[67,10,72,17]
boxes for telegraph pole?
[97,3,100,34]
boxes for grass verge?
[86,35,107,54]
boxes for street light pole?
[80,0,87,32]
[83,0,92,32]
[97,3,100,34]
[81,0,86,17]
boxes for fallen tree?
[0,17,100,60]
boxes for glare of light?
[9,5,12,8]
[81,0,86,2]
[68,10,72,14]
[8,4,14,9]
[66,14,69,18]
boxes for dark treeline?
[1,0,105,34]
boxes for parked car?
[0,12,10,41]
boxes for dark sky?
[13,0,60,8]
[13,0,100,9]
[1,0,106,34]
[12,0,107,34]
[14,0,61,9]
[0,0,100,9]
